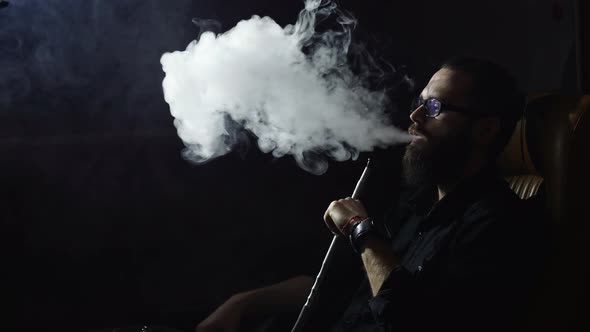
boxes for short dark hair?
[440,56,525,157]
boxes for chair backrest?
[498,116,543,200]
[498,93,590,331]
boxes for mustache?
[408,125,428,139]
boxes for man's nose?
[409,105,426,124]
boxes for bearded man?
[197,57,545,332]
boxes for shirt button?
[417,232,423,237]
[417,265,423,272]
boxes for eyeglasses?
[412,97,473,118]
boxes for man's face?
[402,68,475,187]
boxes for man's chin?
[402,130,473,188]
[409,136,427,146]
[405,139,429,154]
[407,140,426,150]
[402,144,434,188]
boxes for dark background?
[1,0,582,331]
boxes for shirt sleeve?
[361,206,541,332]
[366,265,418,330]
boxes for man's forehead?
[420,68,472,105]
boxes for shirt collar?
[418,164,504,230]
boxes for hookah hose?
[291,158,373,332]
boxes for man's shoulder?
[457,177,543,243]
[465,177,524,220]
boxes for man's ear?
[471,117,501,146]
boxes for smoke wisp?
[161,0,411,174]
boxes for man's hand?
[323,197,368,236]
[196,294,244,332]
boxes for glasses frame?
[412,97,474,118]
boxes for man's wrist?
[349,218,390,254]
[342,215,365,236]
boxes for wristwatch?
[348,218,390,254]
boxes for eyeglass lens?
[425,98,441,117]
[413,98,441,117]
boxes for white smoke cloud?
[160,0,411,174]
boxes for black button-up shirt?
[331,166,545,332]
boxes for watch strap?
[349,218,387,254]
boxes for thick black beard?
[402,142,436,188]
[402,128,472,189]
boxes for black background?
[1,0,578,331]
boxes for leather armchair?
[498,94,590,331]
